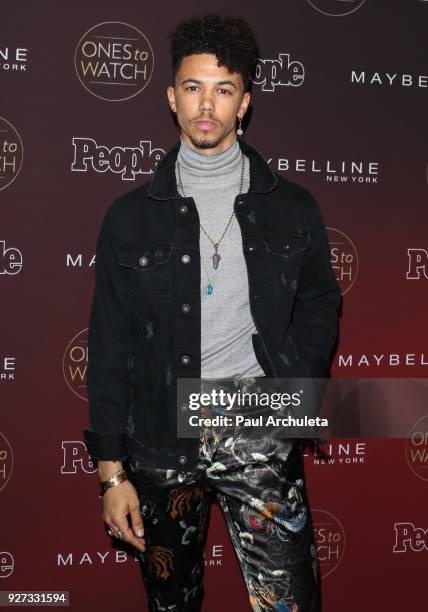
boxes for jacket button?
[139,255,149,266]
[178,455,187,465]
[237,198,245,205]
[248,245,257,252]
[284,244,290,250]
[179,204,188,214]
[181,303,191,313]
[180,354,190,365]
[181,254,191,264]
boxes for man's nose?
[199,91,214,114]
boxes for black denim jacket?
[82,137,341,470]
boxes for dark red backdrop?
[1,1,427,610]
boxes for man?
[83,14,341,612]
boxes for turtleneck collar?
[176,135,243,180]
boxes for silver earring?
[237,116,243,136]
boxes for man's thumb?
[130,507,144,537]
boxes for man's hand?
[101,480,146,552]
[98,461,145,553]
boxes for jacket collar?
[147,135,278,200]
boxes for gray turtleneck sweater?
[175,136,265,379]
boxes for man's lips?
[194,120,218,131]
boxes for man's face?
[167,53,251,154]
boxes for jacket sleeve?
[82,204,132,465]
[287,193,341,378]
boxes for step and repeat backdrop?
[1,1,427,610]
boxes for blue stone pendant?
[205,283,213,295]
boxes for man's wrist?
[97,460,124,482]
[99,467,128,498]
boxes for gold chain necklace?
[176,152,246,271]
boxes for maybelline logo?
[58,551,142,566]
[1,357,15,381]
[270,157,379,183]
[351,71,427,88]
[0,47,28,71]
[251,54,304,92]
[338,353,428,367]
[204,544,223,566]
[407,249,428,279]
[393,523,428,553]
[71,138,164,180]
[57,545,223,566]
[66,253,95,268]
[0,241,22,274]
[305,441,366,465]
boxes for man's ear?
[166,85,176,113]
[239,91,251,118]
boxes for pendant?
[205,283,213,295]
[212,244,221,270]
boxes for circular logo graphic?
[307,0,367,17]
[0,432,14,492]
[0,117,23,191]
[74,21,154,101]
[326,227,358,295]
[0,552,14,578]
[63,329,88,401]
[312,508,345,578]
[406,414,428,482]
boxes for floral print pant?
[126,384,321,612]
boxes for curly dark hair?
[168,14,260,92]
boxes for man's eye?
[219,89,232,95]
[185,86,198,91]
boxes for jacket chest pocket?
[117,243,172,296]
[265,231,311,290]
